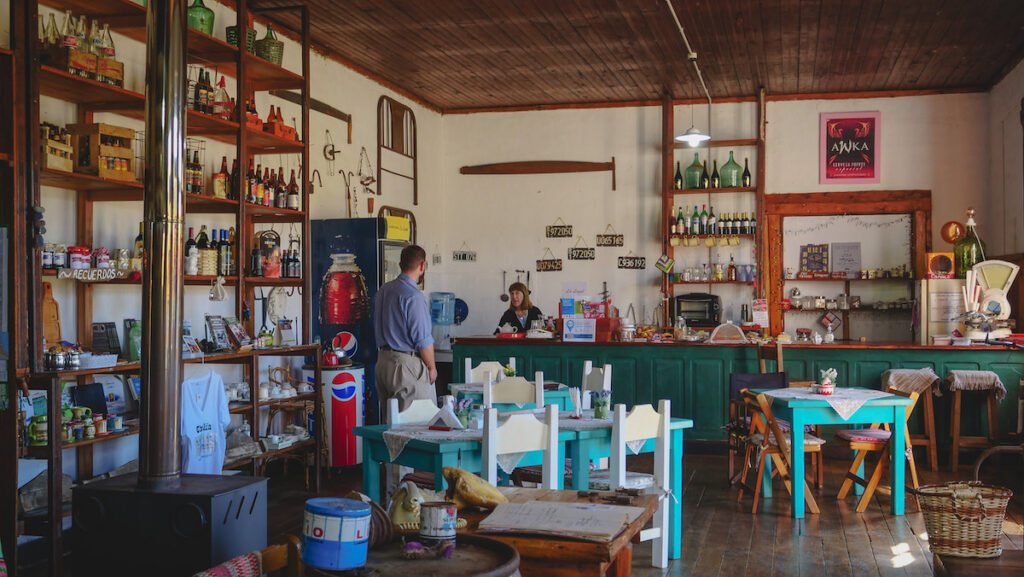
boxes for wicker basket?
[254,24,284,66]
[226,25,256,54]
[914,481,1012,558]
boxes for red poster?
[820,112,880,184]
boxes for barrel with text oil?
[301,497,371,571]
[430,291,455,325]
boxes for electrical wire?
[664,0,712,136]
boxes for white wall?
[988,59,1024,256]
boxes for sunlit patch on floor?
[890,542,915,568]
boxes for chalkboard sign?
[617,256,646,270]
[546,225,573,238]
[537,259,563,271]
[596,234,624,247]
[568,247,595,260]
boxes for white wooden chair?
[464,358,515,383]
[483,404,560,489]
[483,371,545,409]
[580,361,612,410]
[385,397,451,495]
[588,400,671,569]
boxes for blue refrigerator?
[311,217,410,425]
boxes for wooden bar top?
[453,336,1019,352]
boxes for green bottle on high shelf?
[187,0,215,35]
[700,161,710,189]
[720,151,742,188]
[954,207,986,279]
[673,161,683,190]
[684,153,702,189]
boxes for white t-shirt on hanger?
[180,371,230,475]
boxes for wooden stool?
[950,387,1000,473]
[913,389,940,471]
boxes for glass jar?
[321,253,369,325]
[187,0,215,35]
[719,151,743,187]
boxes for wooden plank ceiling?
[253,0,1024,112]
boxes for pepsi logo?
[331,331,358,357]
[331,371,358,402]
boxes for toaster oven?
[674,293,722,327]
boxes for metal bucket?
[419,501,458,542]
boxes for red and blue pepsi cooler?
[305,365,364,467]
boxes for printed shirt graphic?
[180,371,230,474]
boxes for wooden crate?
[43,46,98,80]
[67,123,136,182]
[96,58,124,87]
[41,127,73,172]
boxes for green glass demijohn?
[720,151,743,188]
[187,0,215,35]
[684,153,702,189]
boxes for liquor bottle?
[707,205,717,235]
[218,229,231,276]
[252,162,262,204]
[101,24,115,58]
[673,161,683,190]
[684,153,702,189]
[211,156,228,199]
[749,212,757,235]
[268,169,278,206]
[720,151,742,188]
[193,69,205,112]
[75,16,87,51]
[196,224,210,249]
[283,250,293,278]
[212,76,231,119]
[229,158,239,200]
[742,157,752,187]
[262,167,272,206]
[710,160,720,188]
[291,250,302,279]
[691,205,700,235]
[727,255,737,281]
[275,166,288,208]
[184,226,196,256]
[954,208,986,279]
[204,71,214,113]
[287,169,300,210]
[59,11,76,48]
[134,222,144,259]
[669,213,677,236]
[227,227,237,275]
[700,161,710,189]
[741,212,750,235]
[88,19,103,55]
[192,150,204,194]
[699,204,708,235]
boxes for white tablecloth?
[764,387,892,420]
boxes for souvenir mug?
[71,406,92,420]
[109,415,123,431]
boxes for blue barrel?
[301,497,371,571]
[430,292,456,325]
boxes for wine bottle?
[954,208,986,279]
[707,205,717,235]
[134,222,144,259]
[699,204,708,235]
[227,227,237,275]
[218,229,231,276]
[196,224,210,249]
[184,227,196,256]
[287,169,300,210]
[742,157,752,187]
[727,255,737,281]
[700,161,710,189]
[253,163,263,204]
[262,167,272,206]
[691,205,700,235]
[676,206,685,234]
[229,158,239,200]
[742,212,750,235]
[673,161,683,190]
[749,212,757,235]
[192,150,204,195]
[276,166,288,208]
[710,160,720,188]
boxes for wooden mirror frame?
[762,190,931,335]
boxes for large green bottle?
[720,151,743,188]
[684,153,702,189]
[954,208,986,279]
[187,0,215,35]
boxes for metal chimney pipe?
[138,0,187,488]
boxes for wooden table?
[756,388,913,518]
[459,486,660,577]
[934,551,1024,576]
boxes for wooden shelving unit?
[16,1,318,574]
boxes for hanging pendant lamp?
[666,0,712,147]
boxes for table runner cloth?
[764,387,891,420]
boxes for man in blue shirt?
[374,245,436,413]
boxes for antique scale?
[963,260,1019,340]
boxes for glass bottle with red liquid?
[321,253,368,325]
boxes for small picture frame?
[223,316,253,349]
[275,318,296,346]
[205,314,232,351]
[182,335,203,359]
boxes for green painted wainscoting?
[453,340,1024,447]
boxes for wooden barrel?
[308,534,520,577]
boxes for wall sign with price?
[618,253,646,270]
[596,224,624,247]
[546,217,573,238]
[537,247,563,272]
[568,236,595,260]
[452,241,477,262]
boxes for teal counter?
[452,338,1024,443]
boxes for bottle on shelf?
[88,19,103,55]
[742,157,752,187]
[59,10,76,48]
[741,212,750,235]
[700,161,710,189]
[676,206,685,234]
[251,162,262,204]
[227,227,237,275]
[749,212,757,235]
[287,169,300,210]
[684,153,702,189]
[262,167,272,206]
[229,158,239,200]
[218,229,232,276]
[673,161,683,190]
[720,151,742,188]
[699,204,708,235]
[193,69,206,113]
[250,248,263,277]
[190,150,204,195]
[75,16,87,50]
[196,224,210,249]
[727,255,737,281]
[707,205,717,235]
[710,160,720,188]
[245,159,256,203]
[212,76,231,120]
[100,24,115,58]
[954,207,986,279]
[185,226,196,256]
[134,222,144,260]
[212,156,229,199]
[691,205,700,235]
[42,13,59,48]
[275,166,288,208]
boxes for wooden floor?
[267,451,1024,577]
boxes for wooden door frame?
[763,190,932,335]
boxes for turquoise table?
[353,416,694,559]
[448,382,574,411]
[756,388,913,519]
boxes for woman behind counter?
[495,282,542,334]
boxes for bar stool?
[947,370,1006,472]
[881,368,940,471]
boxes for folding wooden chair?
[835,388,920,513]
[727,372,787,484]
[483,404,560,489]
[737,389,823,514]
